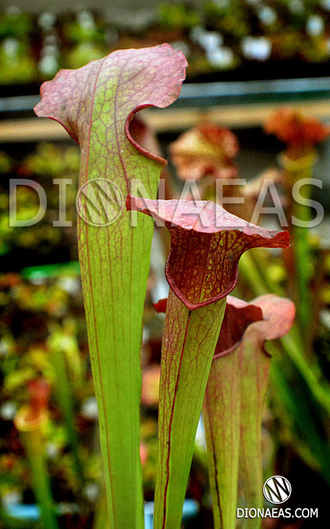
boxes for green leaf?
[35,45,187,529]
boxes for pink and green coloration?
[34,45,187,529]
[129,196,290,528]
[127,197,289,310]
[34,44,294,529]
[203,295,295,529]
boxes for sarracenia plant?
[127,196,289,528]
[34,46,292,529]
[203,295,295,529]
[35,45,187,528]
[171,116,330,486]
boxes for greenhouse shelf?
[2,77,330,114]
[1,82,330,142]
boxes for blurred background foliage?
[3,1,330,89]
[0,107,330,527]
[1,1,330,528]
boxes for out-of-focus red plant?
[139,442,149,467]
[170,123,239,181]
[14,378,58,529]
[14,378,50,429]
[264,107,330,159]
[26,378,50,422]
[241,167,284,223]
[265,107,330,333]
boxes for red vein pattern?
[203,295,295,529]
[127,196,290,309]
[34,45,187,529]
[155,295,264,357]
[154,290,226,529]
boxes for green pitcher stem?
[203,338,271,529]
[239,339,271,529]
[154,290,226,529]
[93,483,111,529]
[78,212,150,529]
[203,348,241,529]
